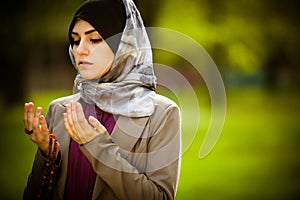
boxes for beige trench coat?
[23,93,181,200]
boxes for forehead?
[72,18,95,33]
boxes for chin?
[80,73,101,80]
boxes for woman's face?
[71,19,115,80]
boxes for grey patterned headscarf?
[69,0,157,117]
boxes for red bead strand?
[37,131,58,199]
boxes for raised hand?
[24,102,60,155]
[63,101,110,145]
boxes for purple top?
[64,103,117,200]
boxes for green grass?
[0,88,299,199]
[175,88,300,200]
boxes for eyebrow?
[71,29,97,35]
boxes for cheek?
[91,44,115,68]
[72,47,80,64]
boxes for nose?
[76,40,90,56]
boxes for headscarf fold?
[69,0,157,117]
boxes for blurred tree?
[0,0,85,106]
[2,0,299,99]
[154,0,300,88]
[0,0,28,106]
[21,0,83,92]
[134,0,162,27]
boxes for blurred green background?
[0,0,299,199]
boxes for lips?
[78,60,92,67]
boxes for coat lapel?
[92,116,149,199]
[111,115,149,154]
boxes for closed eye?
[73,40,80,46]
[91,38,103,44]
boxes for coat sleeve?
[23,102,62,200]
[80,103,181,200]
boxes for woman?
[23,0,181,199]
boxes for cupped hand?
[24,102,60,155]
[63,101,109,145]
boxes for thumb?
[88,116,106,134]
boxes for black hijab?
[68,0,126,53]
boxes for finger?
[88,116,112,142]
[33,107,42,133]
[73,102,89,140]
[64,112,80,143]
[71,101,79,124]
[63,113,74,136]
[68,102,82,143]
[27,102,35,130]
[88,116,106,134]
[75,102,85,120]
[37,115,50,150]
[75,102,88,129]
[39,115,48,135]
[24,103,28,127]
[64,113,81,143]
[66,103,77,134]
